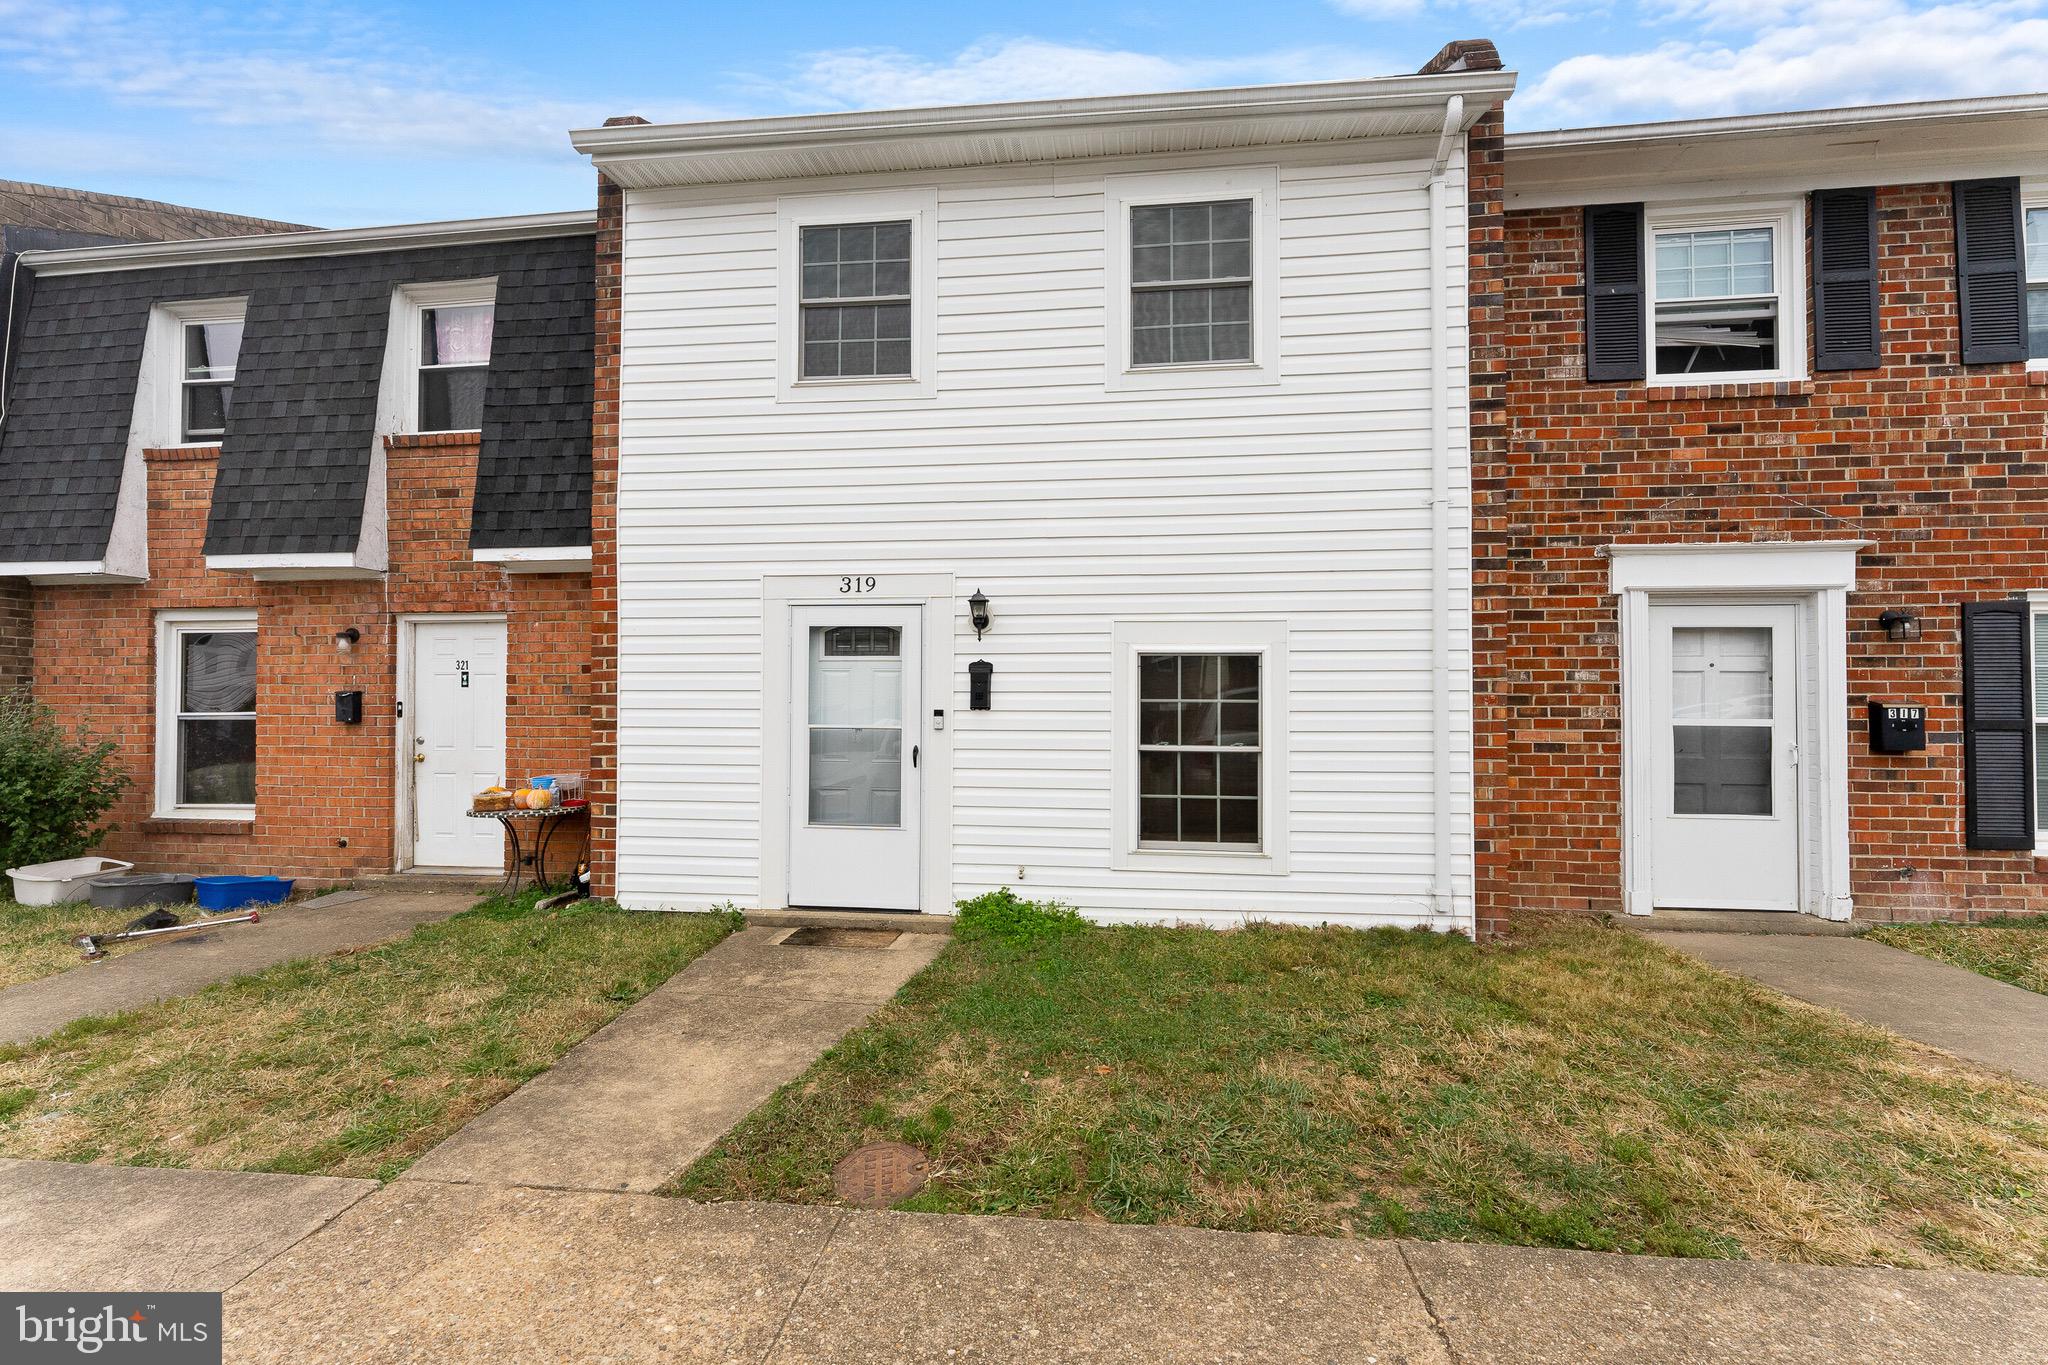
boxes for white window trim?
[2024,187,2047,372]
[1104,167,1281,392]
[398,277,498,434]
[775,188,939,403]
[153,297,246,448]
[1110,619,1290,875]
[1645,200,1807,387]
[154,609,258,820]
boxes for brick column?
[588,168,625,899]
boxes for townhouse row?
[2,40,2044,934]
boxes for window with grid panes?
[800,221,912,378]
[1130,199,1253,367]
[1138,653,1260,846]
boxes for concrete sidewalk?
[1649,931,2048,1088]
[0,889,470,1046]
[399,924,947,1191]
[215,1181,2048,1364]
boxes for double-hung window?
[156,612,257,816]
[2035,605,2048,846]
[1647,205,1803,383]
[800,221,913,379]
[1130,199,1253,367]
[180,317,243,442]
[418,301,495,431]
[2026,202,2047,363]
[1137,653,1262,848]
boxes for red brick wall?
[588,172,624,899]
[0,579,28,694]
[31,438,591,885]
[1477,179,2048,934]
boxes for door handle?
[912,744,920,769]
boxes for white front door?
[1649,602,1801,911]
[409,618,508,870]
[788,605,921,910]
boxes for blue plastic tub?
[195,875,295,912]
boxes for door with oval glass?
[788,605,922,910]
[1648,602,1801,911]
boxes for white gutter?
[20,209,597,277]
[1508,90,2048,151]
[1427,94,1464,925]
[573,70,1513,158]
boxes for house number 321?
[839,576,877,594]
[457,659,470,689]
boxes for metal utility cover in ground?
[833,1142,930,1208]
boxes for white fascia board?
[571,70,1515,186]
[205,552,384,582]
[23,210,597,277]
[1507,94,2048,208]
[5,561,148,585]
[472,544,592,573]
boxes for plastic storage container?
[87,873,197,910]
[195,875,295,911]
[6,856,134,905]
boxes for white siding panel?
[614,139,1473,930]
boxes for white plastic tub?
[6,856,134,905]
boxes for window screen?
[2027,206,2048,360]
[1138,653,1260,846]
[177,629,256,807]
[1131,200,1252,367]
[801,221,912,379]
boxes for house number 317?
[839,576,877,594]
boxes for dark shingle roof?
[0,233,593,563]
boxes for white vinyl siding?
[612,140,1473,929]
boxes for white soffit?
[572,71,1515,188]
[1506,93,2048,208]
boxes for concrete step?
[1631,909,1859,936]
[749,908,955,935]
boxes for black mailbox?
[334,690,364,725]
[968,660,993,711]
[1867,701,1925,753]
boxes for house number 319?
[839,576,877,594]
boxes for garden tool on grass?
[74,907,262,961]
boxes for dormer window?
[180,319,243,442]
[419,303,495,431]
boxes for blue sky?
[2,1,2044,227]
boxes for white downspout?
[1427,94,1464,924]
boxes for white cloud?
[753,36,1396,111]
[0,1,710,162]
[1517,0,2048,126]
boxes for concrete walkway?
[3,1158,2042,1360]
[399,924,947,1191]
[1649,931,2048,1088]
[0,889,470,1045]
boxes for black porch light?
[968,590,991,640]
[333,626,361,653]
[1877,609,1920,643]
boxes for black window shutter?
[1584,202,1645,382]
[1953,178,2027,364]
[1811,187,1880,371]
[1962,600,2036,850]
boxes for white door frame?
[1610,542,1865,921]
[394,612,508,872]
[760,574,955,915]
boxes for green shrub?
[0,692,128,872]
[955,887,1087,946]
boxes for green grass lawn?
[0,898,152,991]
[674,897,2048,1276]
[1865,919,2048,996]
[0,894,739,1179]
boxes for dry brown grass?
[0,899,154,991]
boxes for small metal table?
[467,803,588,895]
